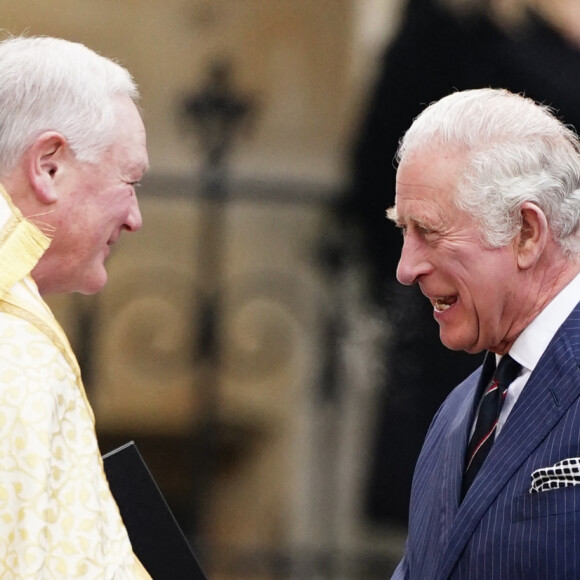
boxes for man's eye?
[419,226,439,240]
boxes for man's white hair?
[397,88,580,257]
[0,35,139,175]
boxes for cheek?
[468,260,515,321]
[91,196,128,225]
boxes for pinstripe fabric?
[391,303,580,580]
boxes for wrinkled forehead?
[396,146,468,193]
[390,146,471,222]
[110,96,149,169]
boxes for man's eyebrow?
[387,210,440,232]
[386,206,417,227]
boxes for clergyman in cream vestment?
[0,185,151,579]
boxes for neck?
[493,253,580,355]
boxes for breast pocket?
[513,486,580,522]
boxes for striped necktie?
[462,352,522,498]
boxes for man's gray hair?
[0,35,139,175]
[396,88,580,257]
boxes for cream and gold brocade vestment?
[0,187,151,579]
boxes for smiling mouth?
[433,296,457,312]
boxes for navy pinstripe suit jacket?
[392,302,580,580]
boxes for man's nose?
[124,197,143,232]
[396,235,431,285]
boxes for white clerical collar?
[509,271,580,373]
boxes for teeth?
[434,299,451,312]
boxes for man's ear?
[516,202,549,270]
[26,132,69,204]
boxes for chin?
[439,332,477,353]
[78,271,108,295]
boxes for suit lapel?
[440,373,480,529]
[435,308,580,580]
[440,369,481,541]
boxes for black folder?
[103,441,207,580]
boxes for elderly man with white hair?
[0,36,150,578]
[389,88,580,579]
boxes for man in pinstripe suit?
[387,88,580,579]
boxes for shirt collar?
[509,271,580,372]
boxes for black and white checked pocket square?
[530,457,580,493]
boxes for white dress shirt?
[495,271,580,436]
